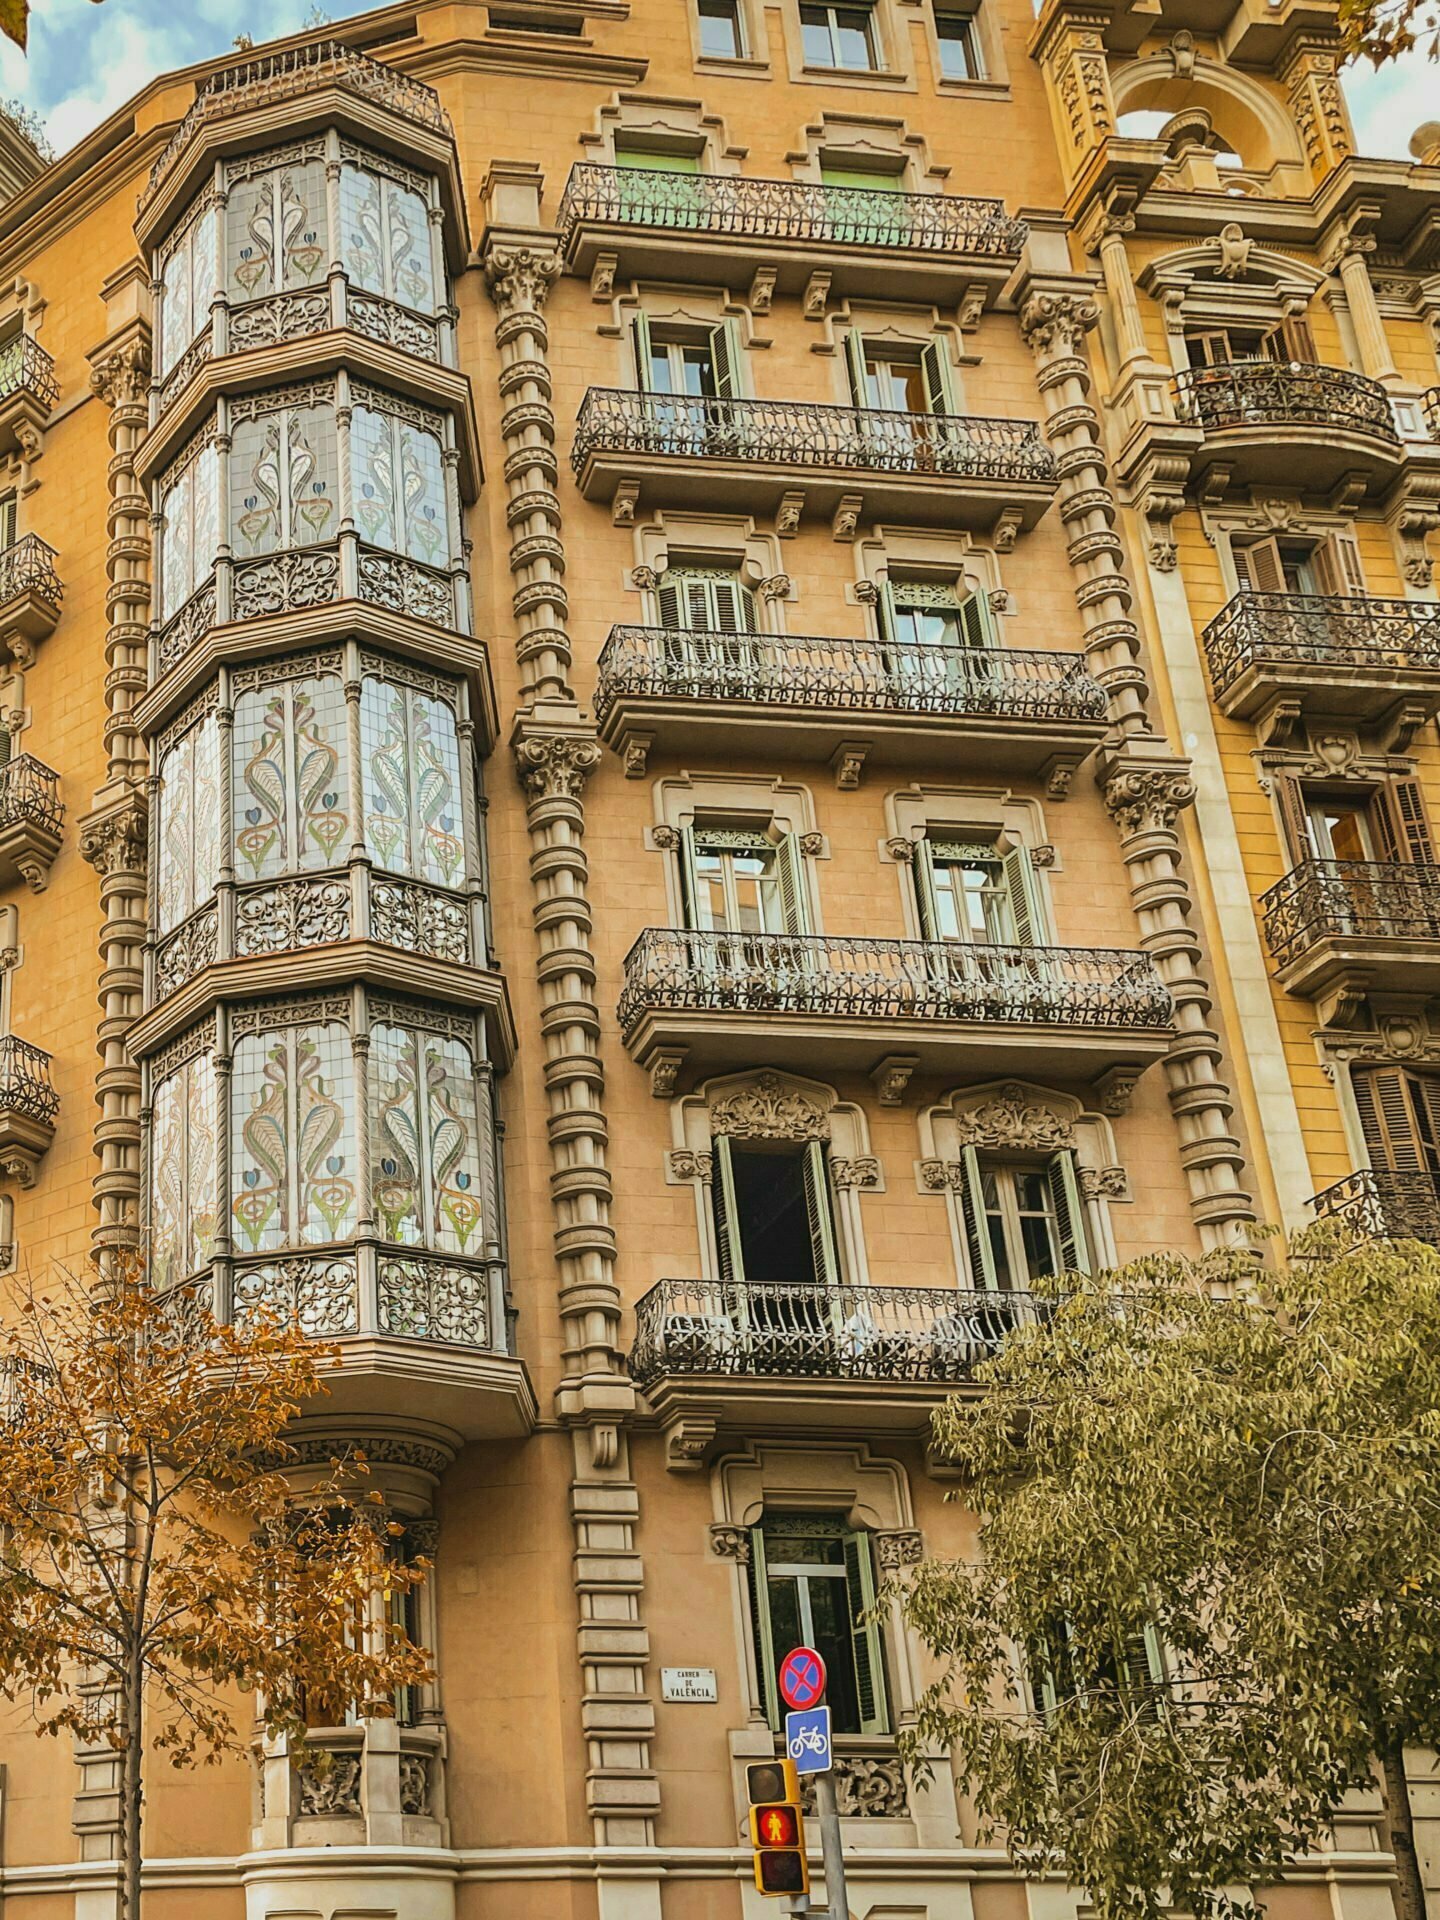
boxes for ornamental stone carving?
[667,1149,714,1182]
[484,244,562,314]
[953,1083,1074,1151]
[708,1523,751,1562]
[79,798,147,878]
[874,1529,924,1570]
[798,1755,908,1819]
[1079,1165,1129,1201]
[1102,765,1197,838]
[829,1155,882,1189]
[297,1752,363,1819]
[1018,290,1099,360]
[516,732,602,802]
[708,1072,830,1143]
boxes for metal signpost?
[777,1647,850,1920]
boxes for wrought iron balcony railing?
[558,163,1028,256]
[0,1035,59,1129]
[618,928,1172,1036]
[1311,1168,1440,1248]
[573,389,1055,487]
[594,627,1107,726]
[0,755,62,839]
[1261,858,1440,971]
[140,40,452,214]
[1173,361,1398,443]
[0,336,57,414]
[630,1278,1044,1387]
[0,534,62,611]
[1201,591,1440,700]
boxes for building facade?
[0,0,1433,1914]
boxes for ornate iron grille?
[629,1278,1046,1386]
[1172,361,1398,442]
[1201,591,1440,700]
[1260,858,1440,970]
[594,626,1106,725]
[617,928,1172,1035]
[557,163,1028,256]
[0,337,58,413]
[1311,1168,1440,1247]
[1424,385,1439,441]
[572,389,1055,486]
[0,1036,59,1126]
[0,755,62,837]
[141,40,452,213]
[0,534,62,611]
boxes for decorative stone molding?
[710,1071,830,1142]
[884,835,916,864]
[1281,38,1354,179]
[1018,268,1253,1243]
[831,742,868,790]
[829,1155,881,1189]
[953,1082,1074,1151]
[709,1523,751,1562]
[1095,1064,1144,1117]
[874,1529,924,1570]
[870,1054,918,1108]
[777,490,806,537]
[918,1158,965,1193]
[797,832,825,857]
[483,205,656,1845]
[798,1754,908,1819]
[650,824,681,851]
[667,1148,714,1183]
[1030,844,1058,870]
[649,1047,687,1099]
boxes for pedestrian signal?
[746,1756,808,1898]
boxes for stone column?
[1096,216,1148,372]
[82,282,153,1268]
[1018,283,1255,1246]
[1324,220,1400,386]
[482,186,658,1846]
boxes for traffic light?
[746,1757,809,1898]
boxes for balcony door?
[633,314,737,453]
[613,142,705,228]
[952,1148,1090,1291]
[1233,532,1364,599]
[654,565,761,689]
[845,332,955,470]
[914,835,1048,1006]
[880,578,993,703]
[819,162,907,246]
[1351,1066,1440,1237]
[712,1135,849,1358]
[749,1513,889,1736]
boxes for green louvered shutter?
[914,838,941,940]
[746,1527,779,1730]
[631,311,654,389]
[713,1134,746,1286]
[844,329,870,408]
[1045,1150,1090,1275]
[709,320,739,400]
[775,832,811,935]
[959,1143,999,1288]
[802,1139,840,1287]
[1001,846,1042,948]
[677,824,703,928]
[842,1531,890,1734]
[921,338,955,414]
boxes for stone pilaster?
[1281,37,1355,181]
[483,207,658,1844]
[1018,282,1254,1245]
[82,312,152,1267]
[1030,5,1116,185]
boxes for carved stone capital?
[515,731,602,802]
[1079,1164,1130,1201]
[954,1083,1074,1151]
[89,340,151,409]
[709,1523,751,1562]
[710,1071,830,1142]
[874,1528,924,1570]
[484,243,562,314]
[1019,289,1099,359]
[829,1155,882,1190]
[667,1148,714,1183]
[1103,763,1196,837]
[79,794,148,877]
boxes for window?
[879,580,993,695]
[950,1146,1089,1288]
[748,1513,888,1734]
[713,1137,839,1286]
[800,1,880,69]
[934,6,983,78]
[1185,309,1316,368]
[679,826,805,933]
[819,162,908,243]
[1352,1066,1440,1180]
[1232,531,1364,598]
[697,0,746,56]
[655,566,757,635]
[914,837,1038,946]
[159,437,221,617]
[0,494,16,550]
[1273,775,1435,870]
[1031,1617,1165,1719]
[845,333,954,415]
[613,145,707,226]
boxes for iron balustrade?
[1311,1168,1440,1247]
[1201,591,1440,700]
[1260,858,1440,970]
[0,1036,59,1128]
[0,755,62,838]
[1173,360,1398,442]
[141,40,452,213]
[0,336,57,413]
[557,162,1028,256]
[573,388,1055,486]
[617,927,1172,1035]
[0,534,61,610]
[594,626,1107,726]
[629,1278,1046,1387]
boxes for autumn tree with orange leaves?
[0,1260,431,1920]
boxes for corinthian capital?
[516,730,602,802]
[1103,763,1196,837]
[79,793,148,876]
[1018,290,1100,360]
[484,243,563,314]
[89,340,151,409]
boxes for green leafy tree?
[898,1233,1440,1920]
[0,1259,431,1920]
[1339,0,1439,64]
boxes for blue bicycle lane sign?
[785,1704,832,1776]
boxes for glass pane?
[800,5,833,60]
[732,852,776,933]
[766,1573,803,1666]
[1324,808,1371,862]
[698,0,743,56]
[806,1572,862,1733]
[649,348,677,393]
[680,346,716,397]
[834,7,875,66]
[694,852,728,930]
[1019,1210,1060,1281]
[936,14,977,76]
[767,1526,847,1570]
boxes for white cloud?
[1344,54,1439,161]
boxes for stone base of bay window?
[253,1721,448,1856]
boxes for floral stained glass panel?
[369,1023,484,1254]
[231,1024,356,1254]
[229,404,339,558]
[160,203,218,376]
[232,674,350,883]
[157,713,222,932]
[226,160,329,301]
[151,1050,218,1289]
[160,441,220,618]
[359,677,465,887]
[340,165,436,313]
[350,406,447,565]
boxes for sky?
[0,0,1433,163]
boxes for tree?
[1,1,104,52]
[1338,0,1439,63]
[897,1232,1440,1920]
[0,1260,432,1920]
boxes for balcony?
[0,337,57,463]
[136,40,464,256]
[1311,1168,1440,1248]
[1201,592,1440,731]
[204,1246,534,1440]
[619,927,1171,1090]
[1260,858,1440,1011]
[1424,387,1439,441]
[0,1035,59,1187]
[632,1279,1042,1465]
[1172,361,1401,499]
[557,164,1027,309]
[572,390,1057,535]
[0,755,63,891]
[596,627,1107,783]
[0,536,62,672]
